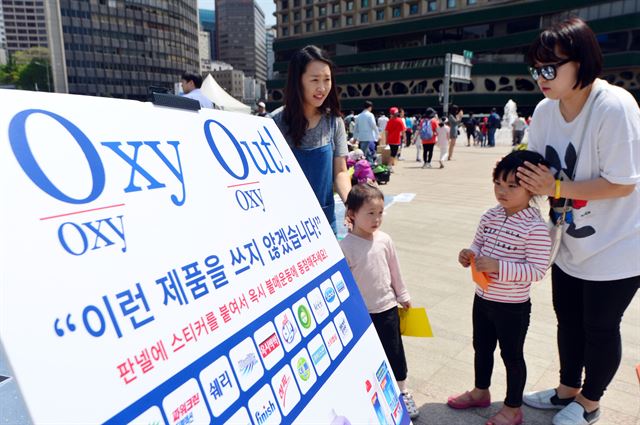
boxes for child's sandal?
[485,408,523,425]
[447,391,491,409]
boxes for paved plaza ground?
[378,132,640,425]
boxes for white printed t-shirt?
[528,78,640,281]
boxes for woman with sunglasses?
[516,17,639,425]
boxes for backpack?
[489,113,501,129]
[419,118,433,140]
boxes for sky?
[198,0,276,27]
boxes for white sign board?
[0,90,411,425]
[450,53,472,83]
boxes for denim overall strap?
[292,116,336,233]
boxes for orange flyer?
[470,255,491,291]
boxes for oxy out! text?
[203,119,292,214]
[8,109,293,256]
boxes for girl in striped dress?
[447,150,552,425]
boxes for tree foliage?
[0,47,52,91]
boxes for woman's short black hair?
[527,17,602,89]
[345,183,384,213]
[494,150,548,184]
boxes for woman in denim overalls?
[271,46,351,234]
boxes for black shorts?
[389,144,400,158]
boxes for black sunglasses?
[528,59,571,81]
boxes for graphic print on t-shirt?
[545,142,595,239]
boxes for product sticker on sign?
[198,356,239,417]
[307,287,331,324]
[253,322,284,370]
[307,333,331,377]
[320,279,340,313]
[292,296,317,337]
[0,90,411,424]
[331,271,350,302]
[271,364,301,416]
[291,347,317,394]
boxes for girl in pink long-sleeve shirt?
[339,183,419,419]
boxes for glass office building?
[268,0,639,115]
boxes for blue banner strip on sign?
[104,258,381,424]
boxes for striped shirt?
[470,206,551,303]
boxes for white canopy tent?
[200,74,251,114]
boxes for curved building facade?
[51,0,199,100]
[268,0,640,115]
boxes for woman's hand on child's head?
[475,256,499,273]
[516,161,555,196]
[459,249,474,267]
[399,300,412,309]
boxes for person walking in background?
[340,183,420,420]
[479,116,489,147]
[448,105,463,160]
[377,111,389,145]
[180,72,213,109]
[487,108,501,147]
[517,17,639,425]
[436,117,450,169]
[354,100,380,163]
[385,107,406,172]
[255,101,269,117]
[448,150,552,425]
[404,110,414,148]
[271,45,351,235]
[465,113,478,146]
[417,107,438,168]
[344,110,356,140]
[412,113,423,162]
[397,108,408,160]
[511,114,527,146]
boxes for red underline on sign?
[226,181,260,188]
[39,203,126,221]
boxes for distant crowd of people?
[335,101,532,172]
[252,98,532,174]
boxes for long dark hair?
[283,45,341,146]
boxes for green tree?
[19,60,52,91]
[0,47,52,91]
[0,58,20,86]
